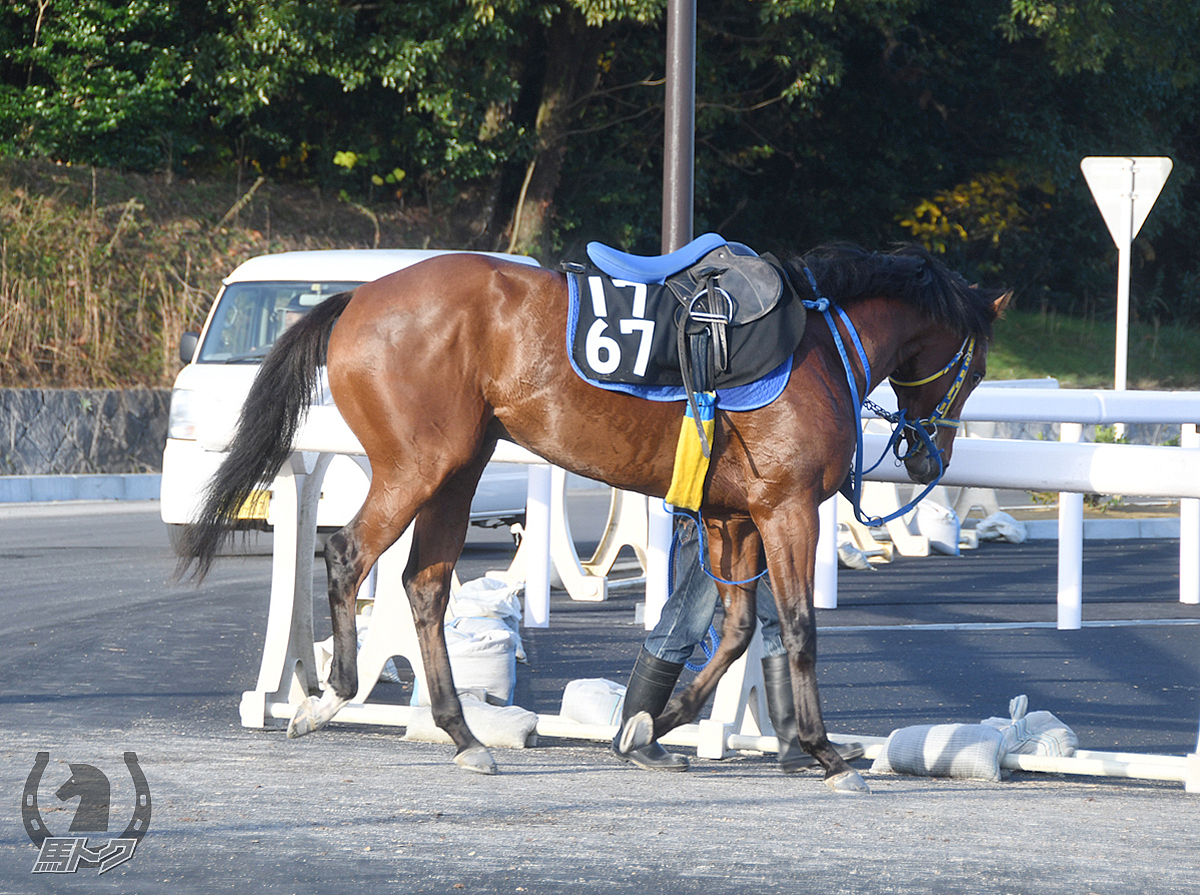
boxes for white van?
[161,249,536,552]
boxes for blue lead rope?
[685,627,721,673]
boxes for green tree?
[0,1,193,169]
[5,0,1200,326]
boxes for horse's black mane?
[782,243,1002,338]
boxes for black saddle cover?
[568,247,807,391]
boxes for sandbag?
[870,723,1006,782]
[560,678,626,727]
[837,539,876,571]
[410,622,517,707]
[870,696,1078,782]
[403,694,539,748]
[975,511,1028,545]
[981,694,1077,757]
[450,576,526,662]
[915,501,961,556]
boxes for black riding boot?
[761,653,817,774]
[612,648,690,771]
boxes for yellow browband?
[888,336,975,388]
[888,336,976,430]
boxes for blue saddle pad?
[565,274,792,412]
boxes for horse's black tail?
[174,290,355,582]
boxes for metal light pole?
[661,0,695,253]
[646,0,697,629]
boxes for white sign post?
[1080,156,1172,392]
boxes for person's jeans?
[643,515,787,665]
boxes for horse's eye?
[971,371,984,386]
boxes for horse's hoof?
[616,711,654,755]
[454,746,498,776]
[287,697,324,739]
[825,769,871,794]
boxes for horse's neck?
[848,298,927,393]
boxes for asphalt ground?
[1,498,1199,893]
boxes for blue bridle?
[800,267,970,529]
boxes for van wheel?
[167,523,189,557]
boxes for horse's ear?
[992,290,1013,318]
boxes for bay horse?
[178,242,1009,794]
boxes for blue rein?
[800,267,949,529]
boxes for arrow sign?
[1079,156,1172,394]
[1081,156,1172,246]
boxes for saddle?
[568,233,806,394]
[564,235,808,505]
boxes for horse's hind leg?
[401,454,498,773]
[288,451,496,776]
[287,476,418,739]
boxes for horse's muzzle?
[903,447,942,485]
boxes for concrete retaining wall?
[0,388,171,475]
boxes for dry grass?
[0,159,434,387]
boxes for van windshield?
[197,281,362,363]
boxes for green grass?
[988,309,1200,390]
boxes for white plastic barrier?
[194,405,533,729]
[228,386,1200,639]
[214,404,683,730]
[216,389,1200,790]
[859,431,1200,497]
[866,382,1200,426]
[221,409,754,754]
[847,386,1200,629]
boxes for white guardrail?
[847,383,1200,631]
[210,382,1200,633]
[213,383,1200,791]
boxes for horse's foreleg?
[779,603,867,793]
[762,509,870,794]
